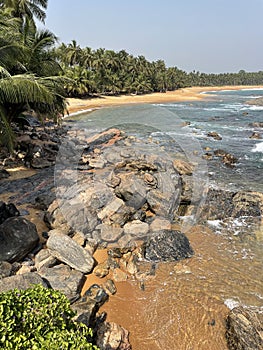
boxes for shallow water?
[102,226,263,350]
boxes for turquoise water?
[73,88,263,192]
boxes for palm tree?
[0,0,48,24]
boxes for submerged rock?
[226,306,263,350]
[143,229,194,262]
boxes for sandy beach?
[66,85,263,115]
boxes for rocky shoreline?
[0,119,262,349]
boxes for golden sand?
[66,85,263,115]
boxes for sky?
[44,0,263,73]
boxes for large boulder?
[38,264,85,302]
[46,230,94,273]
[226,306,263,350]
[0,217,39,262]
[144,229,194,262]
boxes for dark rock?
[72,284,109,327]
[39,264,85,302]
[103,279,117,295]
[226,306,263,350]
[232,191,263,218]
[249,132,261,139]
[46,230,94,273]
[34,193,56,210]
[0,261,12,278]
[0,169,10,180]
[0,217,39,262]
[0,272,46,293]
[207,131,222,140]
[96,321,132,350]
[222,153,237,167]
[0,201,20,224]
[144,229,194,262]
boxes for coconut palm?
[0,0,48,24]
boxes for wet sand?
[67,85,263,115]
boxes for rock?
[96,322,132,350]
[150,217,172,232]
[31,158,54,169]
[112,268,128,282]
[222,153,237,167]
[114,173,147,209]
[39,264,85,302]
[72,231,86,246]
[0,217,39,262]
[96,224,123,243]
[34,249,57,270]
[0,169,10,180]
[249,132,261,139]
[123,220,149,239]
[34,193,56,210]
[0,261,12,278]
[83,284,109,307]
[232,191,263,218]
[0,272,46,293]
[147,189,179,219]
[207,131,222,140]
[93,262,109,278]
[47,230,94,273]
[144,230,194,262]
[0,201,20,224]
[226,306,263,350]
[103,279,117,295]
[173,159,194,175]
[248,122,263,128]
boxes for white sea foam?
[251,141,263,153]
[241,105,263,111]
[224,298,240,310]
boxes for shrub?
[0,284,99,350]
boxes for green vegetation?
[0,1,67,149]
[55,41,263,98]
[0,285,99,350]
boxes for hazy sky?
[45,0,263,73]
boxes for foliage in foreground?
[0,284,99,350]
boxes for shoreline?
[66,85,263,116]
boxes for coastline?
[66,85,263,115]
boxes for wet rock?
[0,217,39,263]
[34,193,56,210]
[0,261,12,278]
[47,230,94,273]
[103,279,117,295]
[173,159,194,175]
[83,284,109,307]
[249,122,263,128]
[207,131,222,140]
[144,230,194,262]
[96,321,132,350]
[0,201,20,224]
[249,132,261,139]
[0,272,46,293]
[222,153,237,167]
[232,191,263,218]
[39,264,85,302]
[147,189,179,219]
[226,306,263,350]
[112,268,128,282]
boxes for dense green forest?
[55,41,263,98]
[0,0,263,145]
